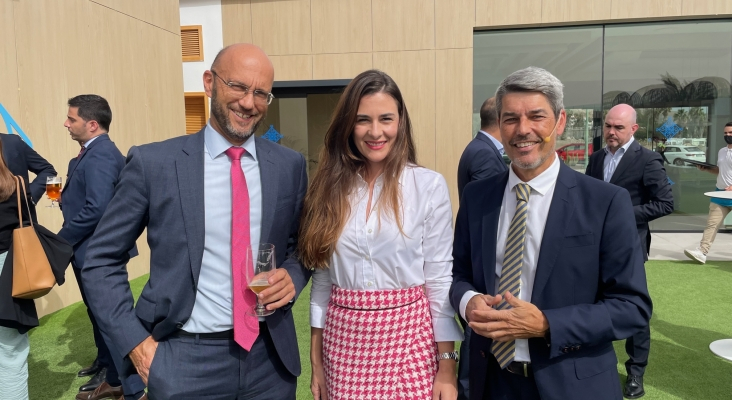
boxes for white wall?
[180,0,223,93]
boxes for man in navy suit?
[59,95,145,400]
[450,67,652,400]
[82,44,310,399]
[457,97,508,200]
[586,104,673,399]
[455,96,508,399]
[0,133,57,203]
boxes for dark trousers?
[483,354,540,400]
[74,266,146,396]
[457,323,470,400]
[625,324,650,376]
[147,323,296,400]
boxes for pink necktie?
[225,147,259,350]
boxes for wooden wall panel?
[682,0,732,16]
[313,53,372,80]
[271,55,313,81]
[373,51,436,169]
[436,49,473,215]
[476,0,542,27]
[0,0,20,119]
[311,0,372,54]
[250,0,312,55]
[221,0,253,45]
[542,0,612,23]
[611,0,683,20]
[306,93,340,175]
[372,0,435,51]
[89,0,180,33]
[435,0,474,49]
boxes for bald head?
[604,104,639,153]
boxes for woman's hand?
[311,362,329,400]
[432,361,458,400]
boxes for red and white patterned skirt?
[323,285,438,400]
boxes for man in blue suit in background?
[59,95,145,400]
[450,67,652,400]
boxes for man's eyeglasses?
[210,70,275,105]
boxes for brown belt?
[506,361,532,377]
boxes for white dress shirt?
[310,165,463,342]
[182,124,262,333]
[459,155,560,362]
[603,135,634,182]
[480,130,504,155]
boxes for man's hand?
[468,292,549,342]
[259,269,295,310]
[129,336,158,385]
[725,185,732,191]
[465,294,501,323]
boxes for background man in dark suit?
[586,104,673,399]
[81,44,310,399]
[0,133,56,203]
[457,97,508,200]
[58,95,145,400]
[455,96,509,400]
[450,67,652,400]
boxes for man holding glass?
[81,44,310,399]
[59,94,145,400]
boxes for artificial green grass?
[28,261,732,399]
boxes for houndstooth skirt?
[322,285,438,400]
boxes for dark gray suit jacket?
[0,133,57,203]
[457,132,508,200]
[81,129,310,377]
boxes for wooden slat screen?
[185,93,208,134]
[181,25,203,62]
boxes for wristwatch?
[436,351,459,363]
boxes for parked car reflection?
[663,145,706,165]
[556,143,594,165]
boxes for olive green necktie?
[491,182,531,368]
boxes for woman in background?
[301,69,462,400]
[0,138,38,400]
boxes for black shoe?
[624,374,645,399]
[79,367,107,392]
[77,359,101,377]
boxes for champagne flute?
[45,176,62,208]
[245,243,276,317]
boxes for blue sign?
[656,116,683,139]
[0,103,33,147]
[262,125,282,143]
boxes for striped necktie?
[491,182,531,369]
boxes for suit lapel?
[531,164,576,307]
[64,134,109,193]
[176,130,206,285]
[610,140,640,184]
[590,149,606,180]
[481,174,507,294]
[256,137,278,243]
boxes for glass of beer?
[45,176,62,208]
[245,243,276,317]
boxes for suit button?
[562,348,568,354]
[480,351,486,358]
[175,323,183,329]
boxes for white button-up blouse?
[310,165,463,342]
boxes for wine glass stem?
[256,299,266,315]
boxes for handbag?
[10,176,70,299]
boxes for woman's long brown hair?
[0,139,17,202]
[298,70,417,270]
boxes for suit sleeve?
[280,153,312,309]
[469,148,505,183]
[81,146,151,357]
[449,187,479,313]
[635,152,674,224]
[21,137,57,203]
[541,188,652,359]
[58,147,120,247]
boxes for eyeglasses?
[210,70,275,105]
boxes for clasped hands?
[466,291,549,342]
[130,269,296,385]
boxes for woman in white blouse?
[300,69,462,400]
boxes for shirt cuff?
[432,316,464,342]
[310,304,327,328]
[459,290,481,321]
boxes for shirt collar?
[204,122,257,161]
[507,154,560,197]
[604,135,634,155]
[480,130,504,153]
[82,133,103,148]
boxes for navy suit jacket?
[586,140,674,259]
[59,134,133,269]
[0,133,57,203]
[450,163,652,400]
[81,130,311,377]
[457,133,508,199]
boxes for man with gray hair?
[450,66,652,400]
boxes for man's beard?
[211,86,264,142]
[510,134,553,170]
